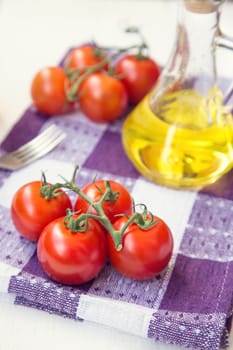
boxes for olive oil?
[122,89,233,189]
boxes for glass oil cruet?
[122,0,233,189]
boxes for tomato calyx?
[131,203,157,230]
[63,209,90,233]
[92,179,120,203]
[40,166,157,250]
[40,172,63,199]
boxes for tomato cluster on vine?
[11,168,173,286]
[30,28,160,122]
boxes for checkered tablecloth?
[0,53,233,350]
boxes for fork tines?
[0,124,66,170]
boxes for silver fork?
[0,124,66,170]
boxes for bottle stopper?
[184,0,222,13]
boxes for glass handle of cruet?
[215,31,233,104]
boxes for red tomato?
[64,45,107,71]
[37,216,107,285]
[74,180,133,223]
[79,73,128,123]
[115,54,160,104]
[31,66,71,116]
[107,215,173,280]
[11,181,72,241]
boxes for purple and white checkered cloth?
[1,68,233,350]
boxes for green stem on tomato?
[66,55,112,102]
[124,26,149,59]
[40,166,123,249]
[65,30,149,102]
[95,25,149,58]
[40,165,156,251]
[65,66,87,81]
[65,45,131,102]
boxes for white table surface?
[1,0,233,349]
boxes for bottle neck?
[178,0,221,64]
[150,0,225,106]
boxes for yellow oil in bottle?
[122,88,233,189]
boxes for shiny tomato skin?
[37,216,107,285]
[79,73,128,123]
[11,181,72,242]
[107,215,173,280]
[74,180,133,223]
[31,66,70,116]
[65,45,107,71]
[115,55,160,104]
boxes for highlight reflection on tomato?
[79,73,128,123]
[11,181,72,242]
[37,216,107,285]
[115,54,160,104]
[31,66,71,116]
[64,45,108,71]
